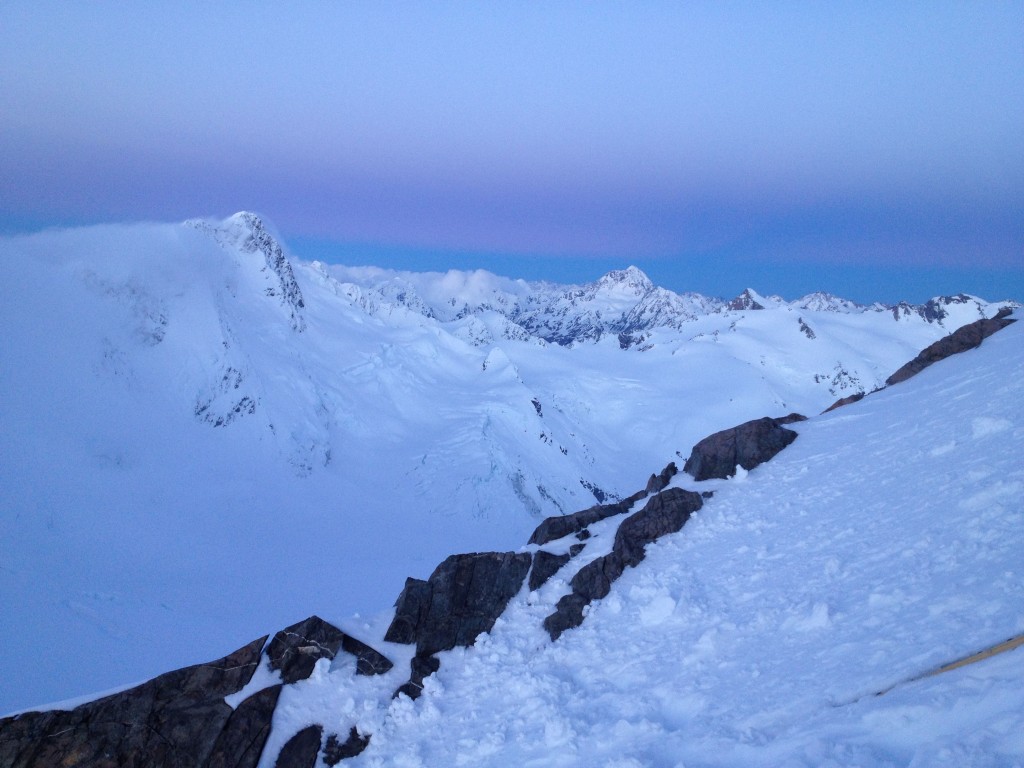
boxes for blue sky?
[1,2,1021,304]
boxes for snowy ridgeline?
[0,212,1018,718]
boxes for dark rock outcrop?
[728,288,766,311]
[886,309,1016,386]
[0,635,266,768]
[614,488,703,567]
[385,552,533,656]
[823,391,865,413]
[267,615,393,682]
[274,724,322,768]
[774,413,809,426]
[385,552,532,699]
[544,488,703,640]
[683,416,803,481]
[382,577,433,646]
[0,615,390,768]
[207,684,282,768]
[394,654,441,701]
[268,615,346,684]
[528,462,676,548]
[341,634,394,676]
[324,727,371,764]
[529,496,639,546]
[645,461,678,494]
[529,550,572,592]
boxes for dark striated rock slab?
[324,727,371,764]
[529,550,572,592]
[264,615,391,681]
[267,615,346,684]
[644,461,678,494]
[0,635,266,768]
[383,577,434,646]
[274,724,322,768]
[207,684,282,768]
[544,488,703,640]
[683,416,802,481]
[886,309,1016,386]
[341,634,394,676]
[385,552,533,656]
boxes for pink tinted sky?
[1,3,1021,303]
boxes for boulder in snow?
[683,416,803,482]
[385,552,533,656]
[274,724,323,768]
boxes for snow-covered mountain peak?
[727,287,780,311]
[594,265,655,295]
[886,292,1017,328]
[795,291,863,313]
[920,293,987,324]
[187,212,306,331]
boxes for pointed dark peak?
[728,288,766,311]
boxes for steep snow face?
[187,212,307,332]
[334,317,1024,767]
[0,214,1016,714]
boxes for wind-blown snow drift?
[0,213,1016,715]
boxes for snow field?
[343,321,1023,766]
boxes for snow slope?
[0,213,1016,716]
[271,310,1024,767]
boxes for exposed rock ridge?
[822,309,1017,412]
[0,400,820,763]
[543,487,705,640]
[0,635,267,768]
[0,616,388,768]
[229,213,307,332]
[528,462,677,546]
[885,308,1016,385]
